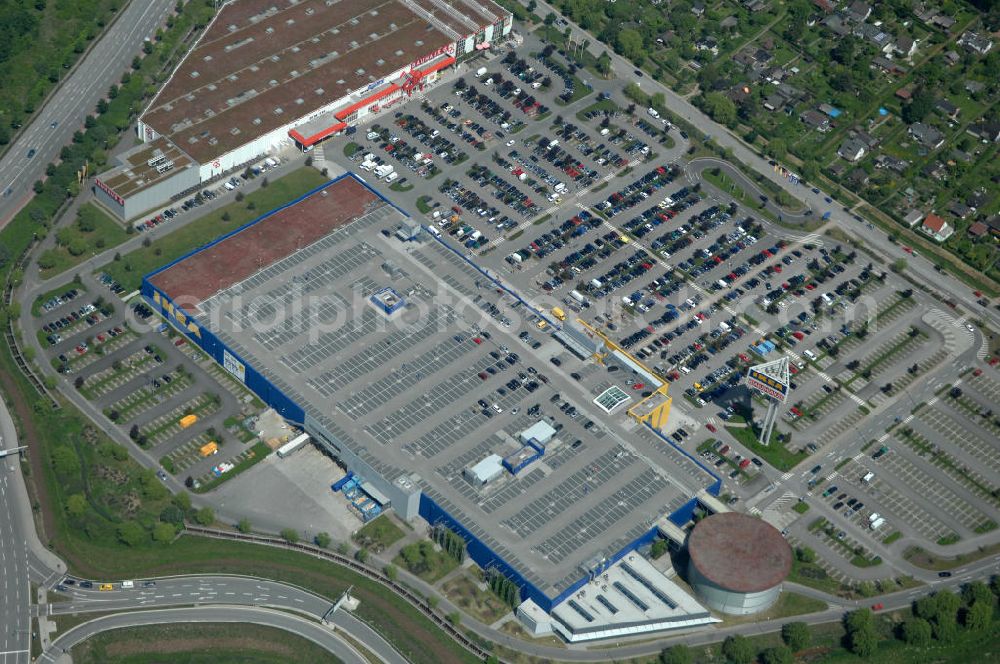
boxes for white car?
[506,139,515,147]
[966,323,975,333]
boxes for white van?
[803,349,817,360]
[121,580,134,589]
[384,172,399,183]
[428,226,441,237]
[647,107,660,119]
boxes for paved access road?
[44,575,408,664]
[0,0,177,226]
[39,605,368,664]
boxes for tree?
[617,29,645,61]
[781,622,811,651]
[129,424,140,440]
[964,600,992,631]
[194,507,214,525]
[721,635,753,664]
[901,87,934,124]
[703,92,737,126]
[355,547,369,563]
[235,191,245,202]
[795,546,817,563]
[660,644,691,664]
[847,624,878,656]
[153,522,176,542]
[117,521,147,547]
[280,528,299,543]
[237,517,252,534]
[901,617,932,645]
[260,177,269,188]
[66,493,87,517]
[159,504,184,526]
[52,446,80,477]
[447,610,461,625]
[760,645,793,664]
[313,531,331,548]
[384,564,398,581]
[963,581,993,606]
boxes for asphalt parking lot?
[33,269,262,487]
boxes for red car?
[472,337,482,345]
[632,382,645,390]
[706,423,717,433]
[872,603,884,611]
[739,458,751,469]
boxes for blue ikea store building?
[141,174,722,614]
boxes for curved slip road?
[38,605,367,664]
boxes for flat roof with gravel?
[149,174,716,598]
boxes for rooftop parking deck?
[149,174,716,597]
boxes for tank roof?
[688,512,791,593]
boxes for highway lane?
[39,605,368,664]
[1,397,66,664]
[0,0,177,226]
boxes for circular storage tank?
[687,512,792,615]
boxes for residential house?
[852,129,879,149]
[964,80,984,95]
[947,200,971,219]
[967,121,1000,143]
[903,209,924,227]
[874,154,909,172]
[958,31,993,56]
[695,36,719,55]
[968,221,988,238]
[813,0,835,12]
[846,168,870,187]
[742,0,768,13]
[934,99,960,121]
[873,56,908,75]
[929,14,956,31]
[893,35,918,58]
[986,215,1000,238]
[943,50,961,66]
[822,14,852,36]
[920,213,953,242]
[691,2,706,16]
[720,16,739,30]
[895,83,915,100]
[908,122,945,149]
[854,22,892,50]
[837,137,868,162]
[763,95,784,111]
[800,110,831,132]
[847,0,872,21]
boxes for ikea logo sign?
[151,291,202,339]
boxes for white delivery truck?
[476,66,488,77]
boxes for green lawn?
[353,515,406,553]
[724,424,807,471]
[394,540,460,583]
[38,204,129,280]
[96,169,328,291]
[793,501,811,514]
[71,623,341,664]
[416,195,434,214]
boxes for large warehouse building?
[93,0,511,219]
[141,173,726,640]
[687,512,792,615]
